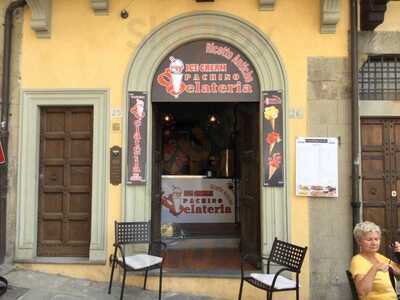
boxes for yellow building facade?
[1,0,370,299]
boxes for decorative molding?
[15,90,109,261]
[26,0,52,38]
[91,0,109,15]
[259,0,276,11]
[320,0,340,34]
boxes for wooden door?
[237,103,260,255]
[361,118,400,255]
[151,104,162,247]
[38,107,93,257]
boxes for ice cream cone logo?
[264,106,279,131]
[157,56,187,99]
[268,152,282,180]
[266,132,281,155]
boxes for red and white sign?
[161,176,235,224]
[152,40,260,102]
[0,141,5,165]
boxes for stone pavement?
[0,266,220,300]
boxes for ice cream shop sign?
[152,40,260,102]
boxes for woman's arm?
[355,262,389,297]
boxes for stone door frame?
[123,11,290,254]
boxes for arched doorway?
[124,12,289,267]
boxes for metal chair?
[345,270,359,300]
[108,221,167,300]
[238,237,307,300]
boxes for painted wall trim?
[123,11,290,256]
[15,89,109,261]
[91,0,109,15]
[26,0,52,38]
[358,31,400,55]
[360,101,400,116]
[320,0,340,34]
[259,0,276,11]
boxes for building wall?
[308,57,353,300]
[0,0,24,265]
[14,0,350,299]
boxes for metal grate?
[359,55,400,100]
[115,221,150,245]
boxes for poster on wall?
[127,91,147,184]
[0,140,5,165]
[263,91,284,187]
[161,176,235,223]
[296,137,338,198]
[152,39,260,102]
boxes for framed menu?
[296,137,338,198]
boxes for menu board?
[296,137,338,198]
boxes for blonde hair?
[353,221,381,242]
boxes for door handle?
[392,190,397,198]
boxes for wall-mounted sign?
[296,137,338,198]
[127,91,147,184]
[263,91,284,187]
[161,176,235,224]
[152,40,260,102]
[0,141,5,165]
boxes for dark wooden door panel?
[238,103,260,256]
[38,107,93,257]
[362,118,400,255]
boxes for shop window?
[359,55,400,100]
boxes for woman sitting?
[350,221,400,299]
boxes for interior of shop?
[154,102,260,272]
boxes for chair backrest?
[346,270,360,300]
[268,237,308,273]
[115,221,151,245]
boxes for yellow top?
[350,253,397,300]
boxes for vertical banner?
[127,91,147,184]
[263,91,284,186]
[0,140,5,165]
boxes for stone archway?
[124,11,289,254]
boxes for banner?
[0,141,5,165]
[152,40,260,102]
[161,176,235,223]
[263,91,284,186]
[127,91,147,184]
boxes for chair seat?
[250,273,298,290]
[119,254,163,270]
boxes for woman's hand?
[393,241,400,253]
[374,262,389,272]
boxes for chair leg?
[120,269,127,300]
[144,270,148,290]
[159,265,163,300]
[238,278,243,300]
[296,289,299,300]
[108,257,116,294]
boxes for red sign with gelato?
[152,40,260,102]
[0,141,5,165]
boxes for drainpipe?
[350,0,361,254]
[0,0,27,263]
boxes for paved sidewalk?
[0,267,220,300]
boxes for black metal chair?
[0,276,7,296]
[345,270,359,300]
[108,221,167,300]
[238,237,307,300]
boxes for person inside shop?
[350,221,400,299]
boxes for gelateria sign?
[152,40,260,102]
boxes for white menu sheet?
[296,137,338,198]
